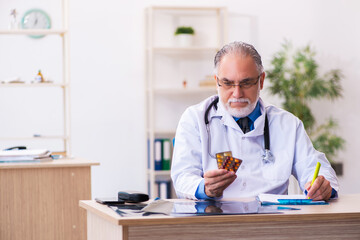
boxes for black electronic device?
[95,197,125,205]
[118,191,149,203]
[4,146,27,151]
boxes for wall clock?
[21,9,51,38]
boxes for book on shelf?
[0,149,53,163]
[156,180,172,199]
[151,138,173,171]
[162,139,171,170]
[154,139,162,170]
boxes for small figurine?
[183,79,187,88]
[35,70,44,83]
[9,9,19,29]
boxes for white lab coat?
[171,95,339,200]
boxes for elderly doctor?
[171,41,339,201]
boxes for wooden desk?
[80,194,360,240]
[0,158,99,240]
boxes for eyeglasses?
[217,74,261,90]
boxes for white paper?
[0,149,52,161]
[142,199,174,215]
[0,149,50,157]
[257,193,306,203]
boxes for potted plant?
[266,41,345,175]
[174,26,195,47]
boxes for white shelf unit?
[145,6,228,198]
[0,29,67,35]
[0,0,71,156]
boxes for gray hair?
[214,41,264,75]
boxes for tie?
[238,117,250,133]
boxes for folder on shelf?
[0,149,53,162]
[162,139,171,170]
[150,138,173,171]
[157,180,171,199]
[154,139,162,170]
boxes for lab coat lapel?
[244,98,267,137]
[249,113,265,137]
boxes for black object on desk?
[4,146,27,151]
[118,191,149,203]
[95,197,125,205]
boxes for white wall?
[2,0,359,198]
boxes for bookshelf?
[0,0,71,156]
[145,6,228,198]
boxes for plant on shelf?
[174,26,195,47]
[174,26,195,35]
[266,41,345,174]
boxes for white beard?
[218,86,260,118]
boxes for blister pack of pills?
[216,151,242,172]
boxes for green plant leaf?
[311,119,345,163]
[266,41,345,163]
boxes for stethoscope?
[204,96,275,165]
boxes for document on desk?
[258,193,328,205]
[0,149,53,162]
[142,199,174,215]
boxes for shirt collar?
[212,97,266,136]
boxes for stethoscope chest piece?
[262,149,275,165]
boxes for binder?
[162,139,171,170]
[154,139,162,170]
[157,180,171,199]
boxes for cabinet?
[0,158,99,240]
[0,0,71,156]
[145,6,228,198]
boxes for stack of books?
[0,149,53,163]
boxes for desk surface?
[0,157,100,169]
[80,194,360,227]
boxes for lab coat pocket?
[262,150,292,181]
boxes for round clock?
[21,9,51,38]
